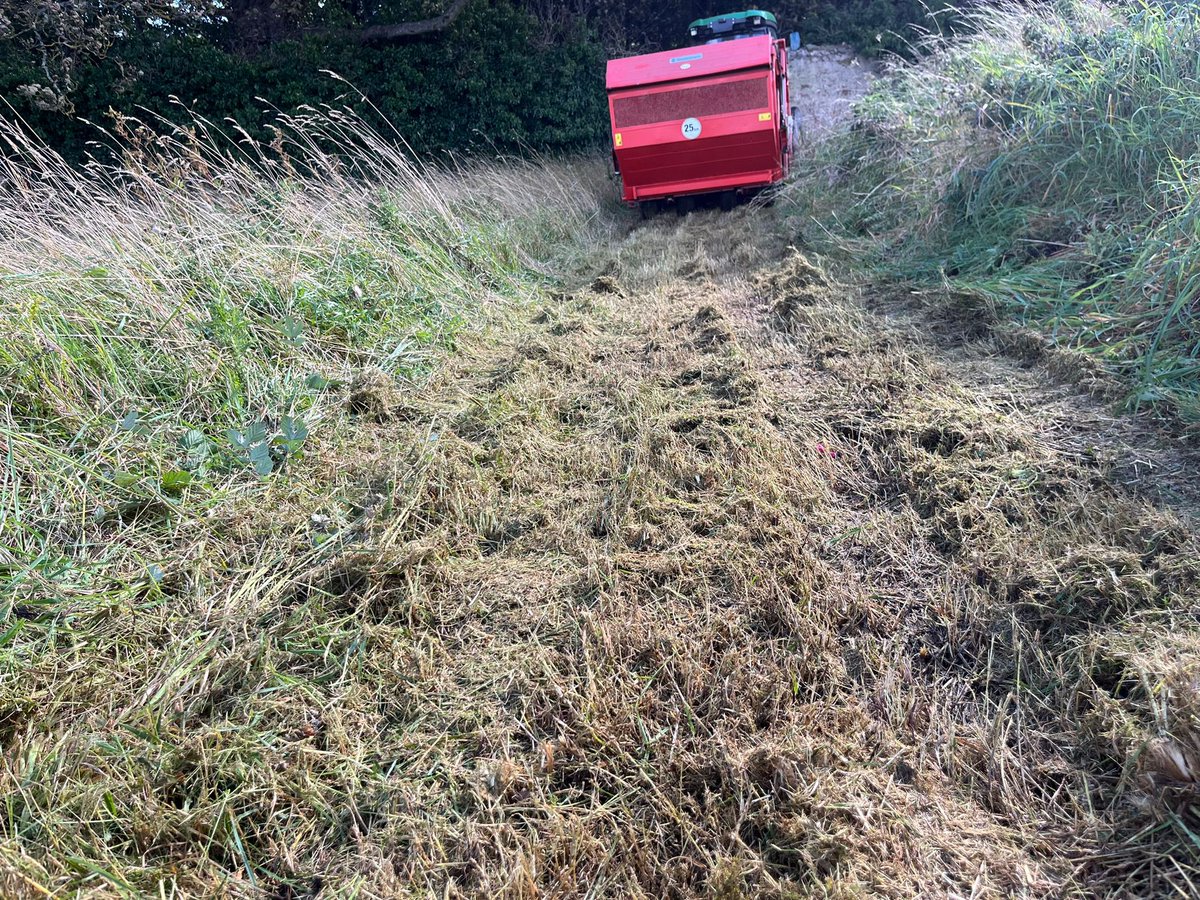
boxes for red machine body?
[606,34,794,206]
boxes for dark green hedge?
[609,0,962,56]
[786,0,961,55]
[2,0,608,164]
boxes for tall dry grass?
[0,104,609,604]
[0,106,612,896]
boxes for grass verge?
[4,69,1200,897]
[783,0,1200,431]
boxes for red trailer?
[607,12,797,215]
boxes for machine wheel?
[719,191,736,212]
[638,200,658,220]
[676,196,696,217]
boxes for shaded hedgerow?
[1,0,608,164]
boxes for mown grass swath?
[0,107,605,895]
[786,0,1200,427]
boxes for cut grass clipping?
[784,0,1200,431]
[3,78,1200,900]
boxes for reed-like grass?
[785,0,1200,428]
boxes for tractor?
[606,10,800,215]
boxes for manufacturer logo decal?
[669,53,703,64]
[681,117,701,140]
[614,133,623,147]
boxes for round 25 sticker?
[681,118,702,140]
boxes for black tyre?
[676,196,695,217]
[719,191,736,212]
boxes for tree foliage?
[0,0,215,111]
[3,0,608,160]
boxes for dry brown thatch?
[287,211,1200,896]
[5,205,1199,898]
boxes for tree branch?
[308,0,473,44]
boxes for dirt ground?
[789,44,878,140]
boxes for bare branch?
[305,0,472,44]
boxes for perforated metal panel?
[611,77,769,128]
